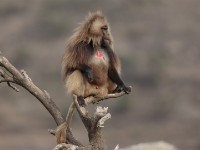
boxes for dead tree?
[0,51,131,150]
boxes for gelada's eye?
[102,26,108,30]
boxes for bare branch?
[0,55,24,79]
[7,82,20,92]
[0,68,19,92]
[66,102,76,126]
[73,95,88,118]
[0,52,82,146]
[85,87,132,105]
[72,97,113,149]
[0,53,64,125]
[73,95,91,132]
[0,77,14,83]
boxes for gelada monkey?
[62,11,131,106]
[56,11,131,143]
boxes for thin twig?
[85,87,132,104]
[7,82,20,92]
[66,102,76,126]
[0,68,19,92]
[73,95,88,119]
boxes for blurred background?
[0,0,200,150]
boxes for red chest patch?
[96,51,104,59]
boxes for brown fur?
[61,11,120,98]
[56,122,68,144]
[57,11,123,144]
